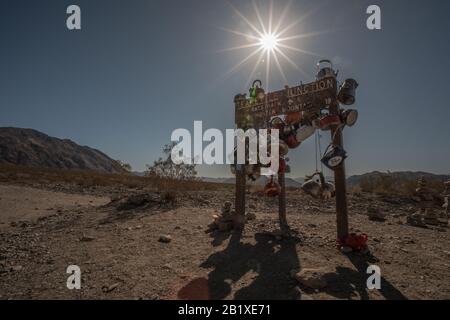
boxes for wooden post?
[278,172,288,232]
[234,165,246,229]
[330,103,349,240]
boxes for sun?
[218,1,327,89]
[260,33,279,51]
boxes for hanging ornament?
[285,112,302,125]
[264,177,280,197]
[296,125,316,142]
[285,134,301,149]
[321,181,336,200]
[340,109,358,127]
[321,143,348,170]
[302,172,335,199]
[270,116,286,130]
[249,80,265,104]
[338,79,359,105]
[301,176,322,198]
[318,114,341,131]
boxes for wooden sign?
[235,76,337,129]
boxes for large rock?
[293,268,329,290]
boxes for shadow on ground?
[200,230,302,299]
[198,230,407,300]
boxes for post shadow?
[201,230,302,300]
[345,252,408,300]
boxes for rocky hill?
[0,127,125,173]
[347,171,450,188]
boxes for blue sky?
[1,0,449,177]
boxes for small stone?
[11,265,23,272]
[102,282,120,293]
[158,235,172,243]
[80,235,96,242]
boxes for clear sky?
[1,0,449,178]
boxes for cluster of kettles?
[231,60,359,193]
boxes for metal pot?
[338,79,359,105]
[318,114,341,131]
[296,125,315,142]
[342,109,358,127]
[321,144,347,170]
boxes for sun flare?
[260,33,279,51]
[218,1,327,88]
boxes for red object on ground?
[338,233,368,251]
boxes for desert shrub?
[146,142,197,184]
[117,160,132,172]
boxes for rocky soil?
[0,181,449,300]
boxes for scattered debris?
[423,209,440,226]
[407,212,427,228]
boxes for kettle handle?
[252,79,262,88]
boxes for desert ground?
[0,167,449,300]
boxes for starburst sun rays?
[219,0,327,90]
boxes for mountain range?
[1,127,448,186]
[0,127,125,173]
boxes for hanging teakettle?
[285,134,301,149]
[321,143,347,170]
[302,171,336,200]
[285,112,302,125]
[296,125,315,142]
[338,79,359,105]
[264,177,280,197]
[302,178,322,198]
[249,80,265,104]
[318,114,341,131]
[340,109,358,127]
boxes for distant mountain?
[346,171,450,187]
[0,127,126,173]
